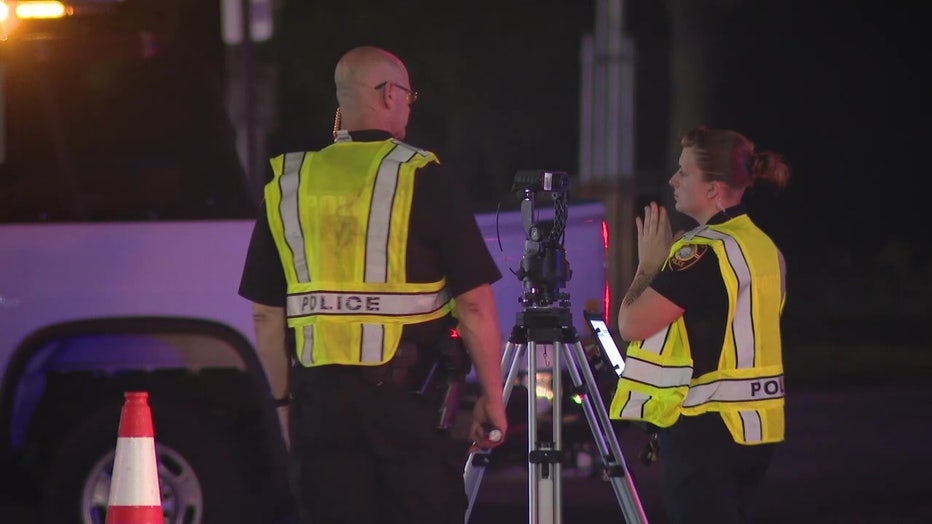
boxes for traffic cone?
[106,391,163,524]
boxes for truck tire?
[40,401,259,524]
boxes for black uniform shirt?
[648,206,748,377]
[238,130,502,347]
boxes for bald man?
[239,46,508,523]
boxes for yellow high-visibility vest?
[610,215,786,444]
[264,138,453,367]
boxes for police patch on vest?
[669,244,708,271]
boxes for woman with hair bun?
[610,126,791,523]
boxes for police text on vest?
[300,294,381,313]
[750,376,784,397]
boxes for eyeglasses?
[374,81,418,106]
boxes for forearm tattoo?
[622,269,656,306]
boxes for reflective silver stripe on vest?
[622,357,693,388]
[366,144,417,283]
[278,152,313,364]
[361,323,385,362]
[356,143,417,363]
[300,325,314,366]
[695,229,755,369]
[641,325,669,354]
[286,289,451,318]
[279,152,309,282]
[741,410,763,442]
[619,391,650,419]
[682,374,785,408]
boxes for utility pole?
[663,0,728,232]
[578,0,636,324]
[222,0,277,204]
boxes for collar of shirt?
[343,130,393,142]
[707,203,747,225]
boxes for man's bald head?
[333,46,412,139]
[335,47,408,97]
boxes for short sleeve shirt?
[647,209,748,376]
[237,130,502,346]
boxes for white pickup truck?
[0,200,608,523]
[0,7,609,523]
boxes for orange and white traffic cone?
[106,391,163,524]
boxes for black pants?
[657,413,776,524]
[288,365,467,524]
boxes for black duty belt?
[357,342,421,389]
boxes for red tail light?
[601,220,611,315]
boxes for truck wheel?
[40,401,259,524]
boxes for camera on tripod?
[465,170,647,524]
[511,170,573,308]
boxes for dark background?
[3,0,923,321]
[0,2,927,521]
[268,0,926,324]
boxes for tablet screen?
[584,311,626,377]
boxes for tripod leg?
[465,311,647,523]
[464,341,525,523]
[528,341,562,523]
[562,340,648,524]
[527,341,550,522]
[551,343,563,522]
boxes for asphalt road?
[468,383,932,524]
[2,384,929,523]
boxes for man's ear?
[377,85,390,109]
[383,84,400,109]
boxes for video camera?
[511,170,573,308]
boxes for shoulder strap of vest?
[390,139,438,164]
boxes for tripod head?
[510,170,573,308]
